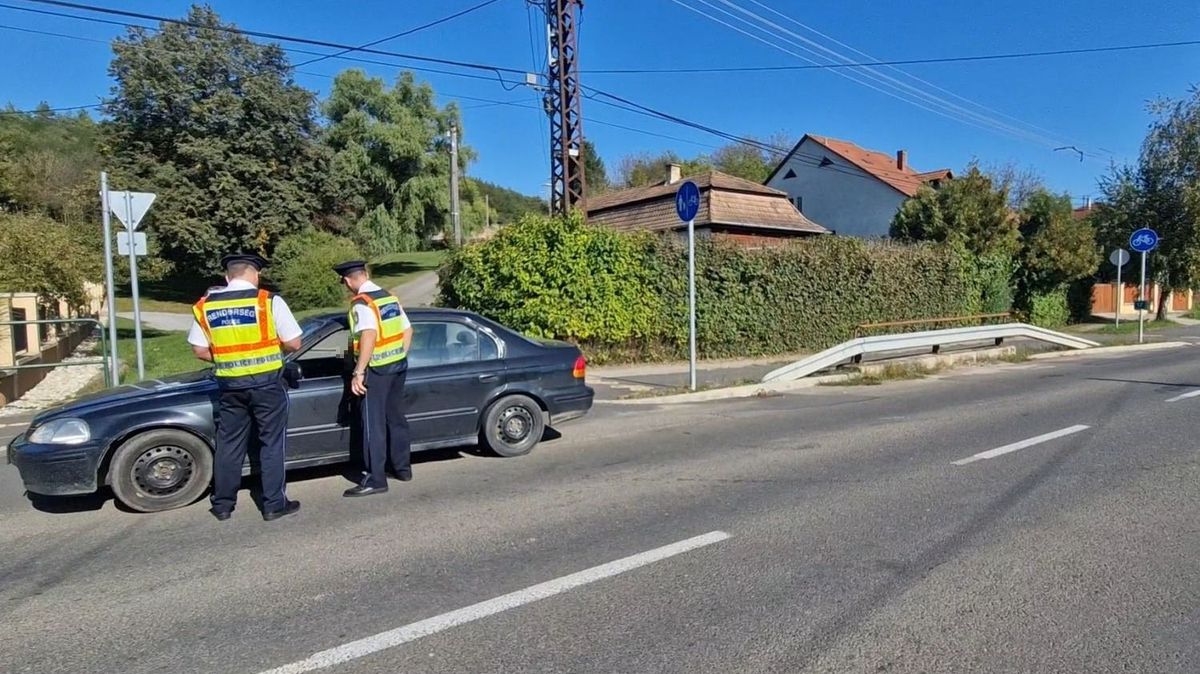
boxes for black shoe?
[389,470,412,482]
[210,508,232,522]
[262,500,301,521]
[344,484,389,497]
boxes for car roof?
[309,306,480,322]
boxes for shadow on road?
[1087,377,1200,389]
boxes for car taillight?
[572,355,586,379]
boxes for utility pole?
[545,0,586,217]
[450,123,461,246]
[485,194,490,231]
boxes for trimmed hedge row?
[438,214,1014,363]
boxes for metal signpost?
[99,173,120,386]
[1129,228,1159,344]
[1109,248,1130,327]
[675,181,700,391]
[105,183,156,381]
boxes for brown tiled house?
[585,165,828,246]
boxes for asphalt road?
[4,345,1200,673]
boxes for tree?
[614,135,791,189]
[891,164,1018,259]
[0,106,100,224]
[583,139,608,196]
[470,179,546,225]
[0,212,100,307]
[323,69,483,253]
[271,229,362,310]
[616,151,711,188]
[1013,189,1099,310]
[102,5,328,275]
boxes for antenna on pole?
[545,0,586,217]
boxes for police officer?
[334,260,413,497]
[189,253,303,521]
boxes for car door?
[285,325,352,460]
[405,318,504,445]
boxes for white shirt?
[351,281,410,334]
[187,279,303,347]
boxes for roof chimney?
[1084,195,1092,209]
[896,149,907,171]
[667,163,682,184]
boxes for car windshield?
[299,315,334,339]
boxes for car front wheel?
[481,394,545,457]
[109,430,213,513]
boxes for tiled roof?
[791,135,951,197]
[585,170,827,235]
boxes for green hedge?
[439,214,1012,363]
[271,229,362,310]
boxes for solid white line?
[258,530,731,674]
[952,425,1090,466]
[1166,389,1200,403]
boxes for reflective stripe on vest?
[193,288,283,378]
[349,289,408,367]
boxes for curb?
[1028,341,1189,360]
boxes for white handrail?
[761,323,1100,383]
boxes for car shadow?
[25,489,112,514]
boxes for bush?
[441,214,1013,363]
[271,230,361,310]
[1026,289,1070,328]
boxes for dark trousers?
[360,366,410,489]
[211,382,289,513]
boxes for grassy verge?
[103,319,198,384]
[1083,319,1176,335]
[820,362,947,387]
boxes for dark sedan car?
[8,308,593,513]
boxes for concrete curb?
[598,374,853,405]
[1028,341,1189,360]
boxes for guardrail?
[854,313,1012,338]
[762,323,1100,383]
[0,318,113,388]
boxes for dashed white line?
[952,425,1091,466]
[1166,389,1200,403]
[257,530,731,674]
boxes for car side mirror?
[283,361,302,389]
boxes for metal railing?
[762,323,1099,383]
[854,313,1013,338]
[0,318,113,388]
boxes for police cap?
[332,260,369,278]
[220,253,268,271]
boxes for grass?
[1086,318,1176,335]
[820,362,946,387]
[102,318,197,384]
[114,251,448,314]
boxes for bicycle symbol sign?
[1129,228,1159,253]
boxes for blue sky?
[1,0,1197,202]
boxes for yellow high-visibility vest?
[349,289,408,367]
[193,288,283,379]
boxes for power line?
[292,0,505,68]
[20,0,528,78]
[582,38,1200,74]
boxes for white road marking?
[952,425,1090,466]
[1165,389,1200,403]
[258,530,732,674]
[0,422,28,428]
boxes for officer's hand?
[351,372,368,396]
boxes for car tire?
[109,430,213,513]
[481,394,545,457]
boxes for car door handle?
[478,374,499,383]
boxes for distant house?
[1072,199,1099,220]
[764,134,952,239]
[586,165,828,247]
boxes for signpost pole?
[100,173,120,386]
[124,192,146,380]
[1115,260,1121,328]
[1138,250,1147,345]
[687,216,697,392]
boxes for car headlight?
[29,418,91,445]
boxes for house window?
[11,308,27,354]
[792,196,804,212]
[783,168,797,180]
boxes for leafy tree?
[0,212,100,307]
[271,229,362,310]
[102,5,328,275]
[616,151,711,188]
[1013,189,1099,312]
[323,69,484,253]
[891,165,1018,259]
[0,105,100,224]
[614,135,792,188]
[583,139,609,196]
[470,179,545,225]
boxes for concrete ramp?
[762,323,1100,383]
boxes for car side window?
[409,321,499,368]
[295,328,350,379]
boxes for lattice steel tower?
[545,0,586,216]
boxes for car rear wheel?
[481,394,545,457]
[109,430,213,513]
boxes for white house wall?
[765,139,907,239]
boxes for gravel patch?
[0,338,105,416]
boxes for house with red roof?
[764,134,952,239]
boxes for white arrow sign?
[108,191,156,230]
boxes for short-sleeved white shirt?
[351,281,410,334]
[187,279,303,347]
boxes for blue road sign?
[1130,228,1159,253]
[675,181,700,222]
